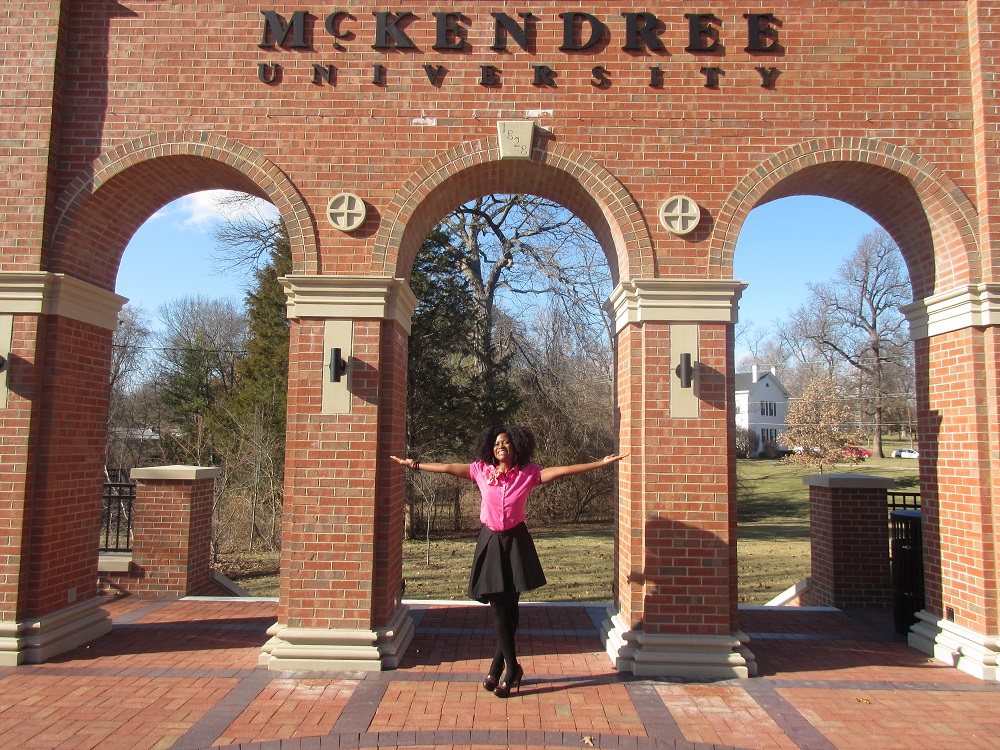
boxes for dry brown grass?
[216,452,917,604]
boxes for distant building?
[735,365,790,456]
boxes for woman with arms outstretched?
[391,425,626,697]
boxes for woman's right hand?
[390,455,417,469]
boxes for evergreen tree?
[159,328,230,465]
[154,294,247,468]
[217,228,291,551]
[227,228,291,437]
[407,227,486,457]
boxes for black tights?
[487,591,520,679]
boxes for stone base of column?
[260,604,414,672]
[908,609,999,681]
[0,597,112,666]
[602,608,756,679]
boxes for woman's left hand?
[600,453,628,466]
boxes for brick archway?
[371,135,654,283]
[712,137,981,299]
[7,0,1000,682]
[49,130,319,287]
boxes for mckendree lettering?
[258,8,782,55]
[256,8,784,91]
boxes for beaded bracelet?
[412,460,420,471]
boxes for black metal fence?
[101,479,136,552]
[886,490,921,512]
[886,491,923,633]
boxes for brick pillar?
[127,466,220,597]
[899,320,1000,681]
[261,276,416,672]
[802,474,895,609]
[602,279,752,679]
[0,274,125,664]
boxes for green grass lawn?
[218,450,920,605]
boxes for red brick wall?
[104,474,217,596]
[33,1,980,294]
[615,323,643,627]
[0,1,65,271]
[3,0,1000,645]
[968,0,1000,268]
[615,322,736,636]
[920,327,999,634]
[279,318,389,630]
[805,484,893,609]
[373,321,409,625]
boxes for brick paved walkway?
[0,595,997,749]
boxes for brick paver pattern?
[0,596,996,750]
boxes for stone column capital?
[0,271,126,330]
[901,283,1000,340]
[279,275,418,333]
[607,278,747,333]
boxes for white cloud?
[147,190,280,232]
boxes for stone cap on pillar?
[803,473,895,489]
[130,465,222,481]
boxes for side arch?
[712,137,981,299]
[370,134,655,283]
[49,131,319,288]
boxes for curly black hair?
[472,425,536,467]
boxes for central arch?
[371,135,655,283]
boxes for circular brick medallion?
[327,193,367,232]
[659,195,701,235]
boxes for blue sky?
[118,192,878,334]
[117,191,279,315]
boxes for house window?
[759,401,777,417]
[760,428,779,444]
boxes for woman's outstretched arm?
[539,454,627,484]
[390,455,472,480]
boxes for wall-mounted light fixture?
[676,352,694,388]
[330,348,348,382]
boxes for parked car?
[843,446,873,459]
[891,448,919,458]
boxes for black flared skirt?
[467,522,547,603]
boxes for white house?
[734,365,790,456]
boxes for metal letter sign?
[327,193,367,232]
[497,121,534,159]
[659,195,701,235]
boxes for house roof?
[735,371,790,397]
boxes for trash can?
[890,509,924,634]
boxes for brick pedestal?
[803,474,895,609]
[107,466,221,597]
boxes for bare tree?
[151,295,248,465]
[776,229,912,456]
[514,303,617,523]
[106,304,153,472]
[441,195,614,388]
[209,191,284,272]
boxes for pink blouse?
[470,460,542,532]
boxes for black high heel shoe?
[493,665,523,698]
[483,674,499,691]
